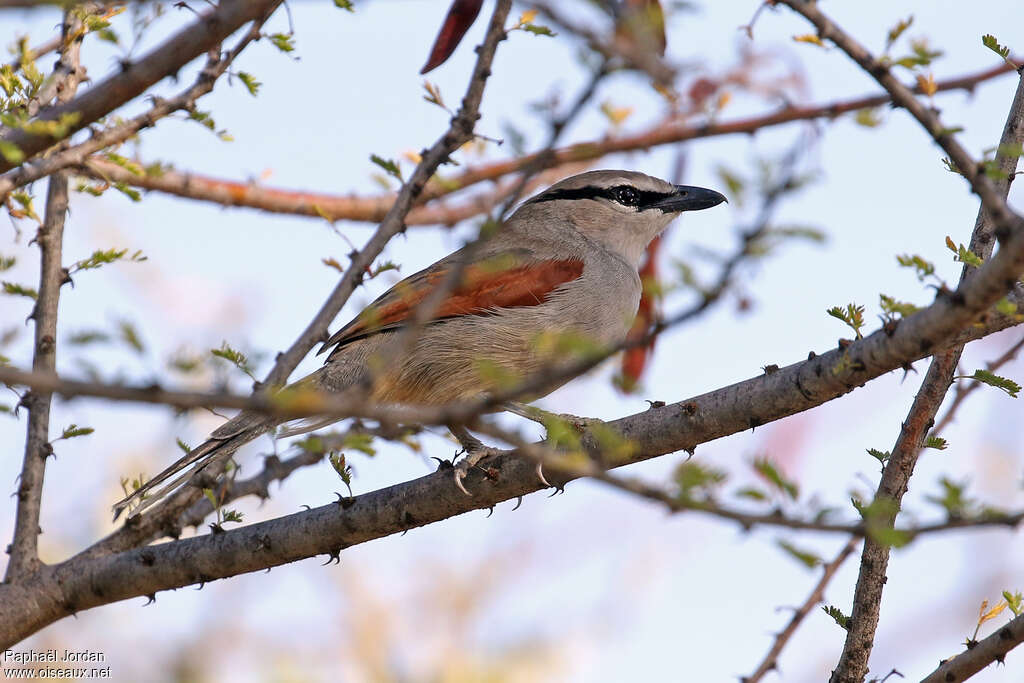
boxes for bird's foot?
[452,446,496,496]
[448,424,495,496]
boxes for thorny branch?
[0,13,271,202]
[67,62,1019,226]
[921,610,1024,683]
[743,538,860,683]
[5,7,84,584]
[778,0,1022,239]
[74,0,514,561]
[77,158,589,227]
[0,0,285,175]
[774,3,1024,678]
[933,332,1024,435]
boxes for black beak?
[648,185,728,213]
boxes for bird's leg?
[504,402,605,487]
[448,424,491,496]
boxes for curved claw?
[535,461,552,488]
[454,468,473,496]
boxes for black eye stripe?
[532,185,673,209]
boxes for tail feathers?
[276,416,340,439]
[112,411,272,520]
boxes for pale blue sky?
[2,1,1024,680]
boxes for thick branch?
[0,247,1023,640]
[72,0,514,561]
[826,55,1024,683]
[4,8,83,584]
[0,0,284,174]
[921,612,1024,683]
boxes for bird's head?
[517,170,727,267]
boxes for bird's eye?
[613,186,639,206]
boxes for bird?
[112,169,726,518]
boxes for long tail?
[111,410,274,520]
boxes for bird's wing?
[319,247,584,358]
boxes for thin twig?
[784,10,1024,677]
[0,0,285,175]
[5,7,84,583]
[78,0,515,560]
[744,538,860,683]
[933,332,1024,435]
[779,0,1021,242]
[66,62,1020,224]
[77,158,588,226]
[0,14,271,202]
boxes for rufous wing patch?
[323,257,584,351]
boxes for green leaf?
[221,509,244,523]
[2,281,37,299]
[342,432,376,457]
[854,107,882,128]
[925,436,947,451]
[826,303,866,339]
[117,319,145,355]
[926,476,973,518]
[370,154,403,181]
[522,24,556,37]
[58,424,94,440]
[72,248,146,272]
[334,0,355,10]
[0,255,14,272]
[866,448,890,465]
[885,16,913,52]
[879,293,918,318]
[1003,590,1023,617]
[752,457,798,500]
[113,182,141,202]
[823,605,850,630]
[211,341,255,379]
[674,460,727,503]
[0,140,24,164]
[734,486,768,501]
[237,71,261,96]
[268,33,296,53]
[97,27,119,44]
[941,156,963,176]
[103,152,143,176]
[329,452,353,496]
[995,298,1018,316]
[982,34,1013,65]
[67,330,110,347]
[176,438,192,454]
[961,369,1021,398]
[368,260,400,278]
[896,253,936,282]
[945,236,983,267]
[777,539,822,569]
[868,524,912,548]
